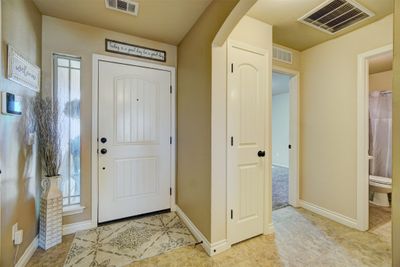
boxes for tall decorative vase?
[39,176,63,250]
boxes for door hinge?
[170,136,172,144]
[170,187,172,196]
[170,85,172,94]
[230,209,233,219]
[231,63,234,73]
[230,136,234,146]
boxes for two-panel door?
[227,43,268,244]
[98,60,171,223]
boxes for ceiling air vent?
[273,46,293,64]
[105,0,139,16]
[298,0,374,34]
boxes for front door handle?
[100,148,107,154]
[258,150,266,157]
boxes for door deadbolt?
[100,137,107,143]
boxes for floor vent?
[273,46,293,64]
[105,0,139,16]
[298,0,374,34]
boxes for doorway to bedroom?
[271,69,299,211]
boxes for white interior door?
[98,60,171,223]
[227,42,267,244]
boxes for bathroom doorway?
[271,68,299,211]
[367,50,393,242]
[357,45,393,242]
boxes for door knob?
[100,137,107,144]
[258,150,266,157]
[100,148,107,154]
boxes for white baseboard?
[63,220,97,235]
[209,239,230,255]
[264,223,274,235]
[299,200,358,229]
[272,163,289,169]
[15,236,38,267]
[175,205,230,256]
[170,203,177,212]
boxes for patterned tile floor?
[64,212,195,266]
[369,204,391,244]
[28,207,391,267]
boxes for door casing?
[91,54,176,226]
[272,66,300,209]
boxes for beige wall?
[300,14,393,219]
[42,16,177,225]
[211,15,272,243]
[0,0,42,266]
[210,41,228,243]
[177,0,239,242]
[273,43,301,72]
[392,0,399,265]
[369,70,393,92]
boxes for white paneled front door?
[98,60,171,223]
[227,42,267,244]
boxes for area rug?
[64,212,196,267]
[272,165,289,210]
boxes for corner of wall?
[0,0,42,266]
[391,0,400,265]
[177,0,244,243]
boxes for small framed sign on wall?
[105,39,166,62]
[7,45,41,92]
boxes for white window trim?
[53,53,82,207]
[63,204,85,217]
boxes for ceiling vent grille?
[273,46,293,64]
[105,0,139,16]
[298,0,374,34]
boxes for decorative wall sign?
[7,45,41,92]
[105,39,166,62]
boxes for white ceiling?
[32,0,213,45]
[248,0,393,51]
[369,51,393,74]
[272,72,291,95]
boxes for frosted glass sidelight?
[53,54,81,207]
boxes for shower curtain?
[369,91,392,178]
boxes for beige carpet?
[64,212,195,267]
[272,165,289,210]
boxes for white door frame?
[356,44,393,231]
[226,40,270,245]
[272,66,300,208]
[91,54,176,226]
